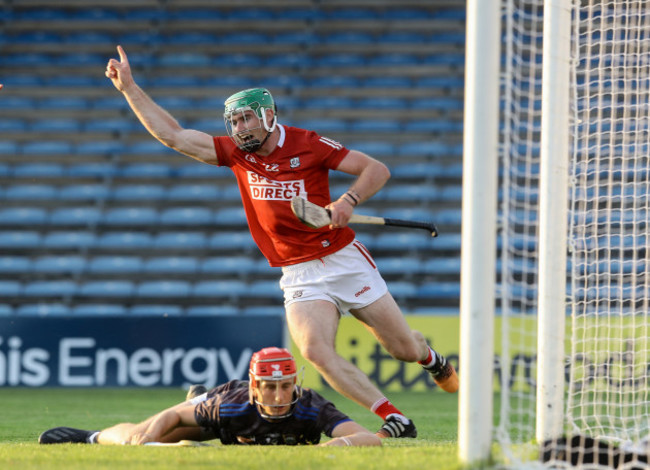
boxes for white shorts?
[280,240,388,315]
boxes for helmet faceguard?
[248,347,303,420]
[224,88,278,152]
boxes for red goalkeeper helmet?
[248,347,302,419]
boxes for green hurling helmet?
[223,88,278,152]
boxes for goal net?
[496,0,650,466]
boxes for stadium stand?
[0,0,465,316]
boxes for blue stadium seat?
[323,31,374,44]
[186,305,240,316]
[144,257,199,274]
[246,281,282,299]
[200,256,257,275]
[87,256,143,274]
[317,54,366,67]
[159,207,214,226]
[350,120,401,132]
[325,8,379,19]
[375,257,422,275]
[220,184,242,201]
[299,118,348,133]
[390,162,443,179]
[136,281,192,298]
[0,231,42,249]
[192,280,247,298]
[78,280,135,298]
[417,282,461,299]
[435,209,462,225]
[112,184,165,201]
[439,185,463,201]
[398,142,450,158]
[73,304,127,316]
[23,281,78,297]
[382,207,434,221]
[67,163,118,178]
[156,75,202,87]
[0,142,19,155]
[103,208,159,226]
[241,306,285,316]
[215,207,247,226]
[0,304,13,315]
[152,232,208,250]
[4,184,56,200]
[32,256,86,274]
[0,256,31,274]
[403,121,463,133]
[0,280,21,296]
[201,76,254,88]
[156,96,196,110]
[166,31,217,45]
[273,31,319,45]
[58,184,110,201]
[368,53,420,66]
[12,163,65,178]
[378,31,427,43]
[2,96,35,110]
[219,31,269,45]
[302,96,354,110]
[208,232,257,250]
[119,162,173,178]
[91,96,130,111]
[347,141,396,157]
[31,119,81,133]
[410,97,463,112]
[431,233,461,254]
[361,77,412,89]
[129,305,183,316]
[49,207,102,226]
[374,233,433,251]
[96,232,153,249]
[0,208,47,226]
[21,141,73,155]
[0,118,27,132]
[308,76,360,88]
[83,118,134,134]
[216,53,263,68]
[255,260,282,277]
[422,257,462,275]
[167,184,220,201]
[386,281,418,298]
[227,9,274,20]
[16,304,71,316]
[48,76,101,87]
[382,185,439,202]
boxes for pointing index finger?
[117,45,128,63]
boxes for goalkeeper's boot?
[376,416,417,439]
[186,384,208,400]
[39,427,97,444]
[424,356,459,393]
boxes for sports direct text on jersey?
[247,171,306,201]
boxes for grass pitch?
[0,387,460,470]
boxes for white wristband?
[340,436,352,446]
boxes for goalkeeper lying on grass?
[39,347,380,447]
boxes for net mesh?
[496,0,650,465]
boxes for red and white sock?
[418,346,442,369]
[371,397,409,424]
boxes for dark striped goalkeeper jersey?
[194,380,351,445]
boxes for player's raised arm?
[105,45,217,165]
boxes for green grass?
[0,387,461,470]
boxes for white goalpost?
[461,0,650,467]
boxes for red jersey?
[213,124,355,267]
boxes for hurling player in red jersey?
[39,347,381,447]
[105,46,458,438]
